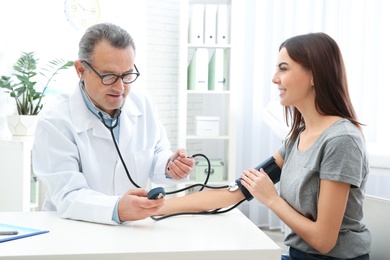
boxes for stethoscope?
[80,80,246,220]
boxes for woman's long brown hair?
[279,33,362,142]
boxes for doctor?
[32,23,195,225]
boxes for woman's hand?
[241,168,279,207]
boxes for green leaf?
[0,52,73,115]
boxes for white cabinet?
[0,137,39,211]
[178,0,238,185]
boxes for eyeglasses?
[82,60,140,85]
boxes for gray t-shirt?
[279,118,371,258]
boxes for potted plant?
[0,52,73,136]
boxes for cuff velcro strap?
[236,178,254,201]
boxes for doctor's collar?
[79,82,120,124]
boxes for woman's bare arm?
[242,151,350,254]
[158,152,283,216]
[157,187,245,215]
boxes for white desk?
[0,209,281,259]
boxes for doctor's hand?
[118,188,165,222]
[166,148,195,180]
[241,168,279,208]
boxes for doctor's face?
[80,40,136,117]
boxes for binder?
[204,5,217,45]
[188,48,209,91]
[0,223,49,243]
[208,49,228,91]
[216,4,229,44]
[188,4,205,44]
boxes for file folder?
[188,4,205,44]
[204,4,217,45]
[0,223,49,243]
[208,49,228,91]
[188,48,209,91]
[216,4,230,44]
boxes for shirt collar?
[79,82,120,140]
[79,82,116,120]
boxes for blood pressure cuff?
[236,156,281,201]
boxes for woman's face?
[272,47,314,109]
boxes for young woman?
[157,32,371,259]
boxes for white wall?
[0,0,180,148]
[145,0,180,148]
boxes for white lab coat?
[32,86,178,224]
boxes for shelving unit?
[0,137,39,212]
[178,0,237,187]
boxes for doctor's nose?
[110,80,126,92]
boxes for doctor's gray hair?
[78,23,136,63]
